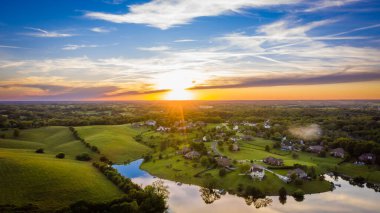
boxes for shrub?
[292,189,305,202]
[76,153,91,161]
[292,153,299,159]
[294,178,303,186]
[35,148,44,154]
[219,168,227,177]
[265,145,270,152]
[56,153,65,159]
[13,129,20,137]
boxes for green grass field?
[75,124,152,163]
[0,148,123,210]
[0,126,97,159]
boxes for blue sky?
[0,0,380,100]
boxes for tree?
[13,129,20,137]
[200,156,209,167]
[292,189,305,202]
[35,148,44,154]
[279,187,287,205]
[219,168,227,177]
[318,150,326,158]
[56,152,65,159]
[292,153,299,159]
[76,153,91,161]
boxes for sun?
[155,72,195,100]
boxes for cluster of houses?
[133,119,207,133]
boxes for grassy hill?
[75,125,151,163]
[0,126,97,160]
[0,148,123,210]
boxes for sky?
[0,0,380,101]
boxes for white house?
[248,164,265,181]
[233,125,239,130]
[202,136,208,142]
[145,120,157,126]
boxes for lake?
[114,159,380,213]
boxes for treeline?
[69,127,101,154]
[90,162,167,213]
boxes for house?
[308,145,324,154]
[287,168,307,179]
[184,151,201,159]
[330,148,345,158]
[264,120,271,129]
[202,136,208,142]
[157,126,170,132]
[242,121,256,127]
[215,157,232,168]
[231,143,239,151]
[248,164,265,180]
[358,153,376,164]
[263,157,284,166]
[281,142,293,151]
[233,125,239,131]
[145,120,156,126]
[230,137,239,143]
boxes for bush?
[219,168,227,177]
[294,178,303,186]
[318,150,326,158]
[13,129,20,137]
[265,145,270,152]
[292,189,305,202]
[56,153,65,159]
[292,153,299,159]
[76,153,91,161]
[244,186,264,198]
[35,148,44,154]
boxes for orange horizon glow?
[97,80,380,101]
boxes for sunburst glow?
[156,72,195,100]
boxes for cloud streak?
[25,27,75,38]
[189,71,380,90]
[84,0,301,29]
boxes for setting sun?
[155,72,196,100]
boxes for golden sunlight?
[156,72,196,100]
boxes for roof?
[215,157,231,167]
[250,164,264,172]
[331,148,344,154]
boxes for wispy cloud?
[305,0,361,12]
[25,27,75,38]
[84,0,301,30]
[90,27,113,33]
[0,45,23,49]
[62,44,99,50]
[174,39,196,43]
[189,71,380,90]
[137,45,170,51]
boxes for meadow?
[75,124,152,163]
[0,126,148,210]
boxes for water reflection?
[114,160,380,213]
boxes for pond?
[113,159,380,213]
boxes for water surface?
[114,159,380,213]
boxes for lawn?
[75,124,152,163]
[0,148,123,210]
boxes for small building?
[184,151,201,159]
[145,120,157,126]
[358,153,376,164]
[215,157,232,168]
[231,143,239,152]
[308,145,324,154]
[202,136,208,142]
[157,126,170,132]
[249,164,265,181]
[330,148,345,158]
[233,125,239,131]
[242,122,256,127]
[263,157,284,166]
[287,168,307,179]
[264,120,271,129]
